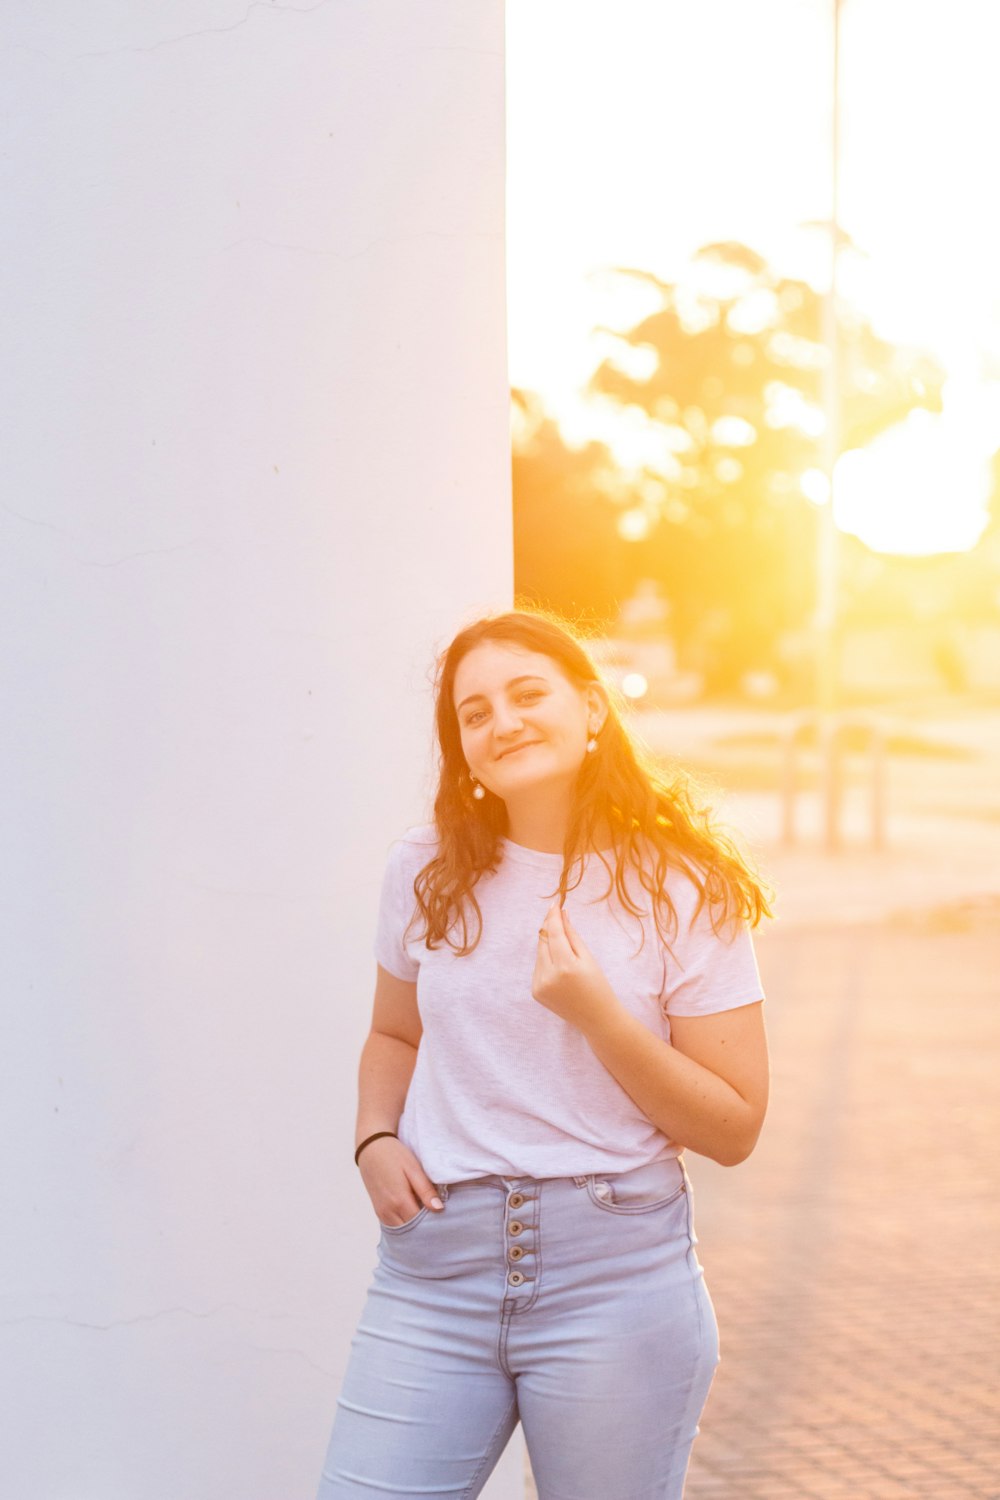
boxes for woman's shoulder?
[398,821,440,849]
[383,822,440,867]
[627,836,719,915]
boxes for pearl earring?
[586,726,599,753]
[470,772,486,800]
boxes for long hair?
[406,605,775,961]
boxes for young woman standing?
[315,608,772,1499]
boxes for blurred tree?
[512,240,947,694]
[511,388,629,628]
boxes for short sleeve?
[372,839,420,982]
[660,887,765,1018]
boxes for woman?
[316,607,773,1499]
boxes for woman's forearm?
[580,1002,756,1166]
[355,1031,419,1151]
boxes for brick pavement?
[680,905,1000,1498]
[519,707,1000,1496]
[521,901,1000,1498]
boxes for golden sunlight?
[506,0,1000,561]
[835,404,997,556]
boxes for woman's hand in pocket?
[357,1136,444,1226]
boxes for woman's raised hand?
[532,899,620,1035]
[357,1135,444,1226]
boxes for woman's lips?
[498,741,541,760]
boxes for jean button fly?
[509,1192,524,1208]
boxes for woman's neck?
[502,815,616,857]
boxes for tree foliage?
[513,240,948,692]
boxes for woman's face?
[453,641,604,802]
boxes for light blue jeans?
[315,1154,720,1499]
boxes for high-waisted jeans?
[314,1154,720,1500]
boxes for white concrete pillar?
[0,3,519,1495]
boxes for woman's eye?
[465,691,542,727]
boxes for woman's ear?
[587,680,609,732]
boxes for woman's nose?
[493,706,524,733]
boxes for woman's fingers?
[539,899,575,960]
[558,903,580,957]
[415,1172,444,1211]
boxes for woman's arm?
[579,1000,769,1166]
[355,964,422,1152]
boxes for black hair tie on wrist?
[355,1130,398,1166]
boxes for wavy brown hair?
[404,605,775,963]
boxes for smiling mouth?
[498,742,541,760]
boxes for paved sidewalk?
[682,905,1000,1498]
[523,902,1000,1498]
[521,811,999,1495]
[522,707,1000,1496]
[641,699,1000,931]
[681,731,1000,1495]
[719,791,1000,932]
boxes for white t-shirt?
[373,822,766,1184]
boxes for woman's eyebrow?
[457,675,548,713]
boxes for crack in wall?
[76,0,337,59]
[0,1300,301,1330]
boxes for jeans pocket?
[585,1157,687,1215]
[378,1203,431,1234]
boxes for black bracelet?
[355,1130,398,1166]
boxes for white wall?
[0,3,520,1496]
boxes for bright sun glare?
[833,398,998,555]
[505,0,1000,557]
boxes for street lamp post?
[816,0,843,851]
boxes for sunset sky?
[505,0,1000,556]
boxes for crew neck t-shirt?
[372,822,766,1184]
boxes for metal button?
[508,1270,525,1285]
[509,1193,525,1208]
[509,1244,524,1261]
[508,1220,523,1235]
